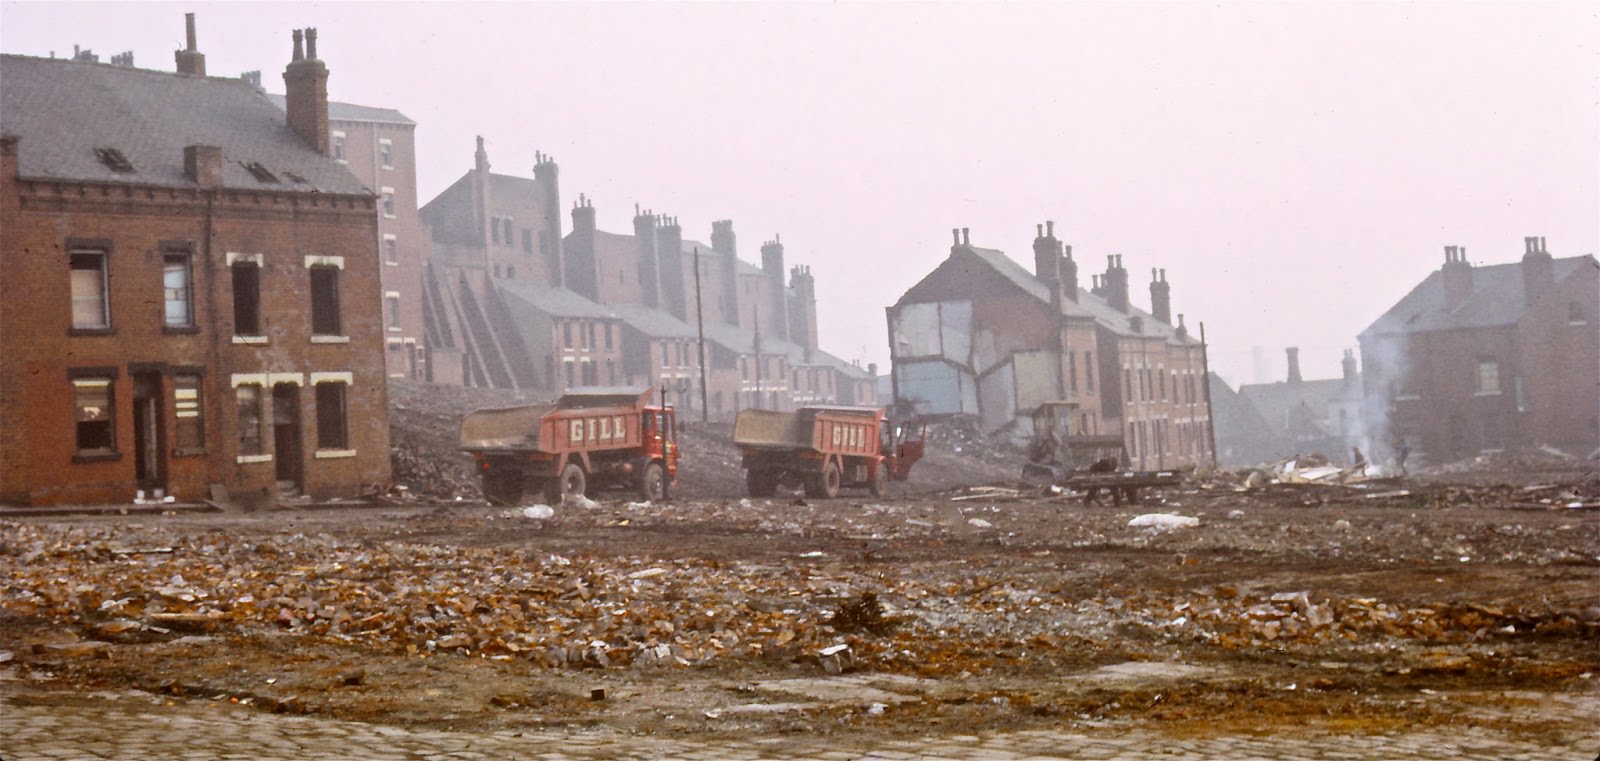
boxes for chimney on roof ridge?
[951,228,961,248]
[183,144,222,187]
[1104,254,1130,313]
[1521,233,1555,306]
[1060,244,1079,302]
[1149,267,1172,324]
[961,228,970,246]
[1441,243,1473,310]
[1342,348,1358,387]
[283,27,330,155]
[175,13,206,76]
[1175,314,1188,340]
[1286,347,1303,384]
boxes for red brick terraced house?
[0,25,390,505]
[1358,238,1599,463]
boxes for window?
[72,375,116,455]
[94,147,135,173]
[1085,352,1094,392]
[70,249,110,330]
[1571,302,1588,325]
[379,138,393,168]
[1123,369,1132,404]
[604,325,613,351]
[314,382,348,450]
[383,236,398,265]
[563,321,573,348]
[1068,352,1078,393]
[163,252,193,328]
[1476,360,1500,395]
[241,161,278,183]
[332,132,347,162]
[606,358,616,385]
[522,229,533,254]
[385,294,401,331]
[380,187,395,217]
[502,219,513,246]
[564,361,575,388]
[310,266,341,335]
[236,384,264,455]
[506,265,515,279]
[173,373,203,450]
[231,261,261,335]
[491,217,500,244]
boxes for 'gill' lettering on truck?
[599,416,611,440]
[615,416,625,441]
[570,419,584,443]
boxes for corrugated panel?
[977,362,1016,434]
[1012,350,1060,415]
[939,300,973,365]
[892,303,943,358]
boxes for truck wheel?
[553,463,586,504]
[637,462,666,502]
[805,461,842,499]
[746,469,777,498]
[868,462,888,498]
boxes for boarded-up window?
[173,373,203,450]
[73,376,115,453]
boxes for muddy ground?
[3,383,1598,744]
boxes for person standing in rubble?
[1351,446,1367,472]
[1396,438,1410,477]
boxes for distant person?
[1351,446,1367,471]
[1396,438,1410,477]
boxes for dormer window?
[94,147,134,173]
[241,161,278,183]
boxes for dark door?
[273,383,302,490]
[132,370,165,493]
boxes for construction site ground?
[2,383,1597,754]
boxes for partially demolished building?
[1358,238,1599,462]
[887,224,1213,470]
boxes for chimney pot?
[961,228,970,245]
[305,28,318,60]
[292,29,304,61]
[1286,347,1303,384]
[1046,220,1054,237]
[952,228,960,246]
[1036,223,1043,238]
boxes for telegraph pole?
[752,300,762,409]
[693,247,709,423]
[1199,321,1217,469]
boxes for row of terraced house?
[0,15,874,506]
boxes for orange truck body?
[461,387,678,504]
[734,406,924,499]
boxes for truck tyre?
[638,462,667,502]
[552,463,586,504]
[868,462,888,498]
[746,468,777,498]
[804,460,842,499]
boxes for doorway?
[131,370,165,494]
[272,382,302,491]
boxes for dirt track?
[2,383,1597,744]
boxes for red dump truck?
[460,387,678,505]
[734,406,925,499]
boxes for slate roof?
[1237,378,1354,434]
[495,279,618,319]
[928,244,1198,344]
[1360,256,1596,338]
[0,55,369,195]
[608,303,698,339]
[264,93,415,126]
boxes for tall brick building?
[0,22,391,505]
[1359,238,1599,462]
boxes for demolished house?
[0,22,392,505]
[1359,239,1599,463]
[887,224,1213,471]
[1222,347,1363,467]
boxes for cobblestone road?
[4,682,1596,760]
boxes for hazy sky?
[4,1,1596,385]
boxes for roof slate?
[1360,256,1596,338]
[265,93,415,126]
[1,55,369,195]
[495,279,618,319]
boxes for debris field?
[2,392,1596,746]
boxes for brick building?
[1221,347,1363,467]
[267,94,429,381]
[887,224,1213,470]
[0,22,390,505]
[1359,238,1599,462]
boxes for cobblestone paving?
[4,685,1596,760]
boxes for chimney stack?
[183,145,222,187]
[1520,234,1555,306]
[1104,255,1130,313]
[1060,244,1078,302]
[1341,348,1358,387]
[1286,347,1303,384]
[283,28,330,155]
[1440,244,1473,310]
[1149,268,1172,324]
[175,13,206,76]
